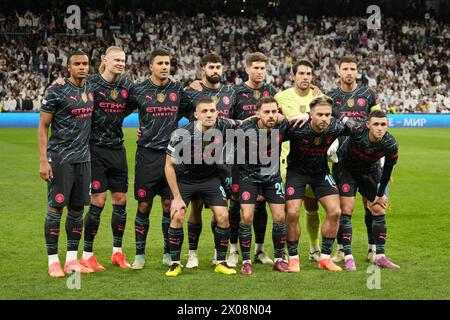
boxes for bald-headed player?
[274,59,323,267]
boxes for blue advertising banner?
[1,113,450,128]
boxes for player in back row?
[39,51,95,277]
[186,52,277,268]
[326,56,384,268]
[51,46,135,271]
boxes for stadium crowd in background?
[0,2,449,113]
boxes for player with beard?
[326,56,382,268]
[283,95,363,272]
[274,59,323,271]
[237,96,291,275]
[227,52,277,267]
[186,52,276,268]
[183,53,236,268]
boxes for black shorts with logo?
[47,159,91,207]
[285,169,339,201]
[90,144,128,194]
[238,174,285,205]
[134,147,170,201]
[218,163,232,198]
[332,163,386,202]
[175,177,228,208]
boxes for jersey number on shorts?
[275,182,285,195]
[220,186,227,198]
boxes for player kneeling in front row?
[164,97,239,277]
[284,95,357,272]
[237,96,291,275]
[332,110,400,270]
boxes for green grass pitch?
[0,127,449,300]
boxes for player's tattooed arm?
[38,112,53,182]
[164,155,186,216]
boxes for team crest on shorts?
[242,191,251,201]
[92,180,101,190]
[287,187,295,196]
[299,105,307,113]
[347,98,355,108]
[342,184,351,193]
[55,193,65,203]
[81,92,88,103]
[253,90,260,99]
[110,89,118,100]
[137,189,147,198]
[157,93,166,103]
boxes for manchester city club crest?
[157,93,166,103]
[347,98,354,108]
[299,105,306,113]
[110,89,118,100]
[313,137,321,146]
[81,92,88,103]
[365,148,374,154]
[253,90,260,99]
[211,96,218,104]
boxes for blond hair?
[98,46,124,74]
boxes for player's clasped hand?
[170,198,187,216]
[52,77,66,86]
[39,161,53,182]
[290,113,310,128]
[371,196,388,209]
